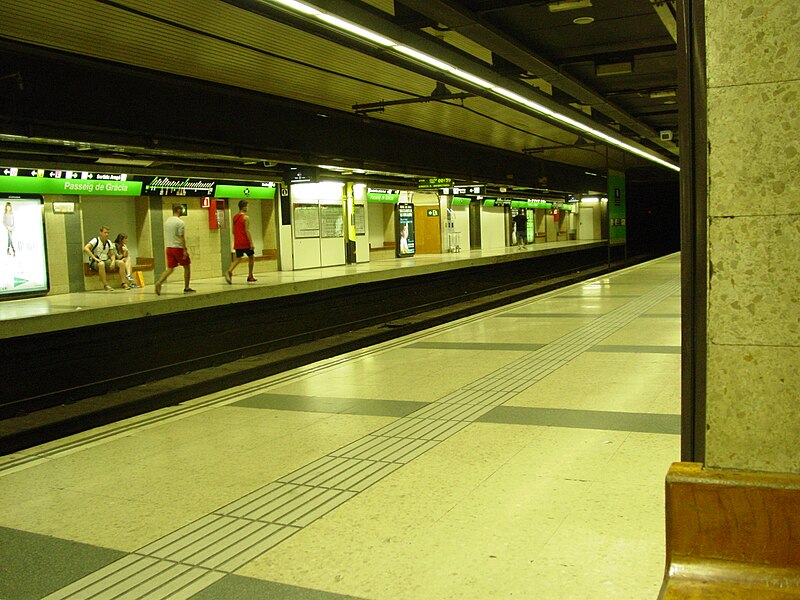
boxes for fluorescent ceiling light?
[270,0,320,15]
[261,0,679,172]
[491,86,529,105]
[316,14,393,46]
[548,0,592,13]
[394,46,453,71]
[448,68,493,88]
[581,196,599,203]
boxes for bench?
[659,462,800,598]
[84,257,154,277]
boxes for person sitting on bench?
[84,226,130,290]
[112,233,135,287]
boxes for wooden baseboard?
[659,462,800,599]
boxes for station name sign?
[0,167,277,199]
[366,188,400,203]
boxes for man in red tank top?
[225,200,257,283]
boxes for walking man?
[155,204,195,295]
[225,200,257,283]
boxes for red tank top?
[232,213,250,249]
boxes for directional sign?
[452,185,484,195]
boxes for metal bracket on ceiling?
[353,92,474,115]
[650,0,677,43]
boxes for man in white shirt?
[84,225,127,291]
[154,204,195,295]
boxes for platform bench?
[84,257,154,277]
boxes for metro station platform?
[1,240,606,339]
[0,253,681,599]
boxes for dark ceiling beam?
[557,44,677,67]
[396,0,678,155]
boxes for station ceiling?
[0,0,679,182]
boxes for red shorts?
[166,247,191,268]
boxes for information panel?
[1,196,49,298]
[395,202,415,257]
[293,205,320,238]
[354,205,366,235]
[320,205,344,238]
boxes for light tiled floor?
[0,253,681,600]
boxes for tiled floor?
[0,253,681,599]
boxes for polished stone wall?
[704,1,800,472]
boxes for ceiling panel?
[1,0,678,173]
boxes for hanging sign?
[366,188,400,203]
[418,177,452,190]
[142,177,216,196]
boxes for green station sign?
[367,188,400,203]
[0,175,143,196]
[0,167,279,199]
[215,184,276,199]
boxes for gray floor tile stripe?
[42,273,680,599]
[477,406,681,435]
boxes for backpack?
[88,237,111,260]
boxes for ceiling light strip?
[262,0,679,172]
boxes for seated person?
[84,226,130,290]
[112,233,136,287]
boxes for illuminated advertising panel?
[396,202,415,257]
[1,195,49,298]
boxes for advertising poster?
[396,202,415,257]
[1,196,49,298]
